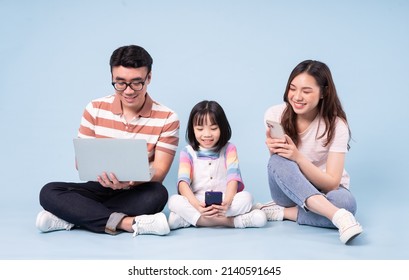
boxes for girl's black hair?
[186,100,231,152]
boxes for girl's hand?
[211,200,231,217]
[270,135,301,162]
[194,201,219,217]
[97,172,132,190]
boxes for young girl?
[168,100,267,229]
[255,60,363,244]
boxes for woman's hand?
[265,128,286,154]
[267,135,302,163]
[265,127,287,153]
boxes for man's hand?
[97,172,132,190]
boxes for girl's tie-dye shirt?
[177,142,245,194]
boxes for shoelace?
[132,218,158,237]
[262,205,283,220]
[177,217,190,228]
[335,212,357,232]
[241,213,254,228]
[49,216,71,231]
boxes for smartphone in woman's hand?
[266,120,285,139]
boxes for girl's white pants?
[168,191,253,226]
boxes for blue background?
[1,0,408,259]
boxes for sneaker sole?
[340,224,363,244]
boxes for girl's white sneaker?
[234,209,267,228]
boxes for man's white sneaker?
[252,201,284,221]
[332,208,363,244]
[234,209,267,228]
[168,212,191,230]
[132,213,170,237]
[36,210,74,232]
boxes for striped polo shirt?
[78,93,179,162]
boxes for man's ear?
[146,72,152,85]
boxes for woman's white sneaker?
[332,208,363,244]
[252,201,284,221]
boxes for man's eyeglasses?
[111,73,149,92]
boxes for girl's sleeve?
[177,147,193,188]
[225,143,245,192]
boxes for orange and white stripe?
[77,94,179,162]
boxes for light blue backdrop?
[1,0,408,259]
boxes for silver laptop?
[73,138,153,182]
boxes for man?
[36,45,180,236]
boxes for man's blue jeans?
[268,154,357,228]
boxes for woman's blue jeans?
[268,154,357,228]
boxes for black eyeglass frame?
[111,72,150,92]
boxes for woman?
[255,60,363,244]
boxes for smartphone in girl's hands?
[205,191,223,207]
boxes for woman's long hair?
[281,60,350,148]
